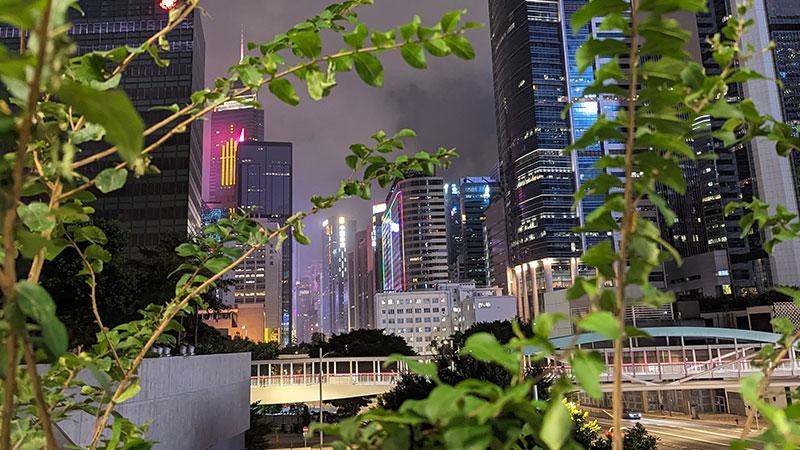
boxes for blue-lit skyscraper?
[448,177,500,286]
[488,0,621,319]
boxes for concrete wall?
[58,353,250,450]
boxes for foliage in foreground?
[317,0,800,449]
[0,0,480,448]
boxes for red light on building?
[159,0,178,11]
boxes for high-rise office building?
[372,203,387,294]
[489,0,625,319]
[236,141,293,344]
[456,177,500,286]
[485,197,510,294]
[663,0,800,296]
[766,1,800,208]
[228,218,283,343]
[0,1,205,248]
[294,261,322,344]
[321,216,357,335]
[350,228,376,330]
[382,175,449,291]
[205,101,264,210]
[444,183,463,282]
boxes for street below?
[590,410,761,450]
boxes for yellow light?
[338,217,346,225]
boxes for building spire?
[239,25,245,63]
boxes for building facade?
[375,283,516,354]
[382,175,449,291]
[350,228,377,330]
[456,177,500,286]
[294,261,322,344]
[205,102,264,210]
[321,217,357,336]
[489,0,626,319]
[372,203,386,295]
[0,1,206,248]
[444,183,463,283]
[485,197,510,294]
[662,0,800,297]
[237,141,293,343]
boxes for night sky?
[201,0,498,272]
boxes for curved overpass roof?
[543,326,781,351]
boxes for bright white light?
[338,216,346,225]
[159,0,178,11]
[372,203,387,215]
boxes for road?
[590,411,759,450]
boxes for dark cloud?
[201,0,498,272]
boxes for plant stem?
[22,336,58,450]
[0,2,53,448]
[613,2,640,450]
[87,212,314,448]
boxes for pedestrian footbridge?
[250,327,800,404]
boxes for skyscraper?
[0,1,205,248]
[205,101,264,210]
[456,177,500,286]
[236,141,293,344]
[350,228,376,330]
[444,183,463,283]
[321,216,356,335]
[382,175,449,291]
[228,218,283,343]
[485,197,510,294]
[663,0,800,296]
[489,0,619,318]
[294,261,322,344]
[372,203,387,294]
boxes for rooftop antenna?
[239,25,245,63]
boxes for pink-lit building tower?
[204,98,264,209]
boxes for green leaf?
[578,311,621,341]
[288,30,322,58]
[571,0,628,33]
[204,257,231,273]
[15,281,68,358]
[74,225,107,244]
[462,332,519,373]
[440,10,464,33]
[85,243,112,263]
[95,168,128,194]
[385,354,439,382]
[17,230,68,261]
[400,43,427,69]
[353,53,384,87]
[571,351,606,399]
[268,79,300,106]
[116,378,142,403]
[58,80,144,164]
[444,35,475,60]
[17,202,55,233]
[343,23,368,49]
[540,399,571,450]
[443,424,491,450]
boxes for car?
[623,410,642,420]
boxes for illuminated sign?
[220,127,246,187]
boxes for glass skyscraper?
[236,141,293,344]
[447,177,500,287]
[489,0,619,319]
[0,1,205,249]
[321,217,356,335]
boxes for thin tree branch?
[613,2,640,450]
[21,336,58,450]
[1,2,53,448]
